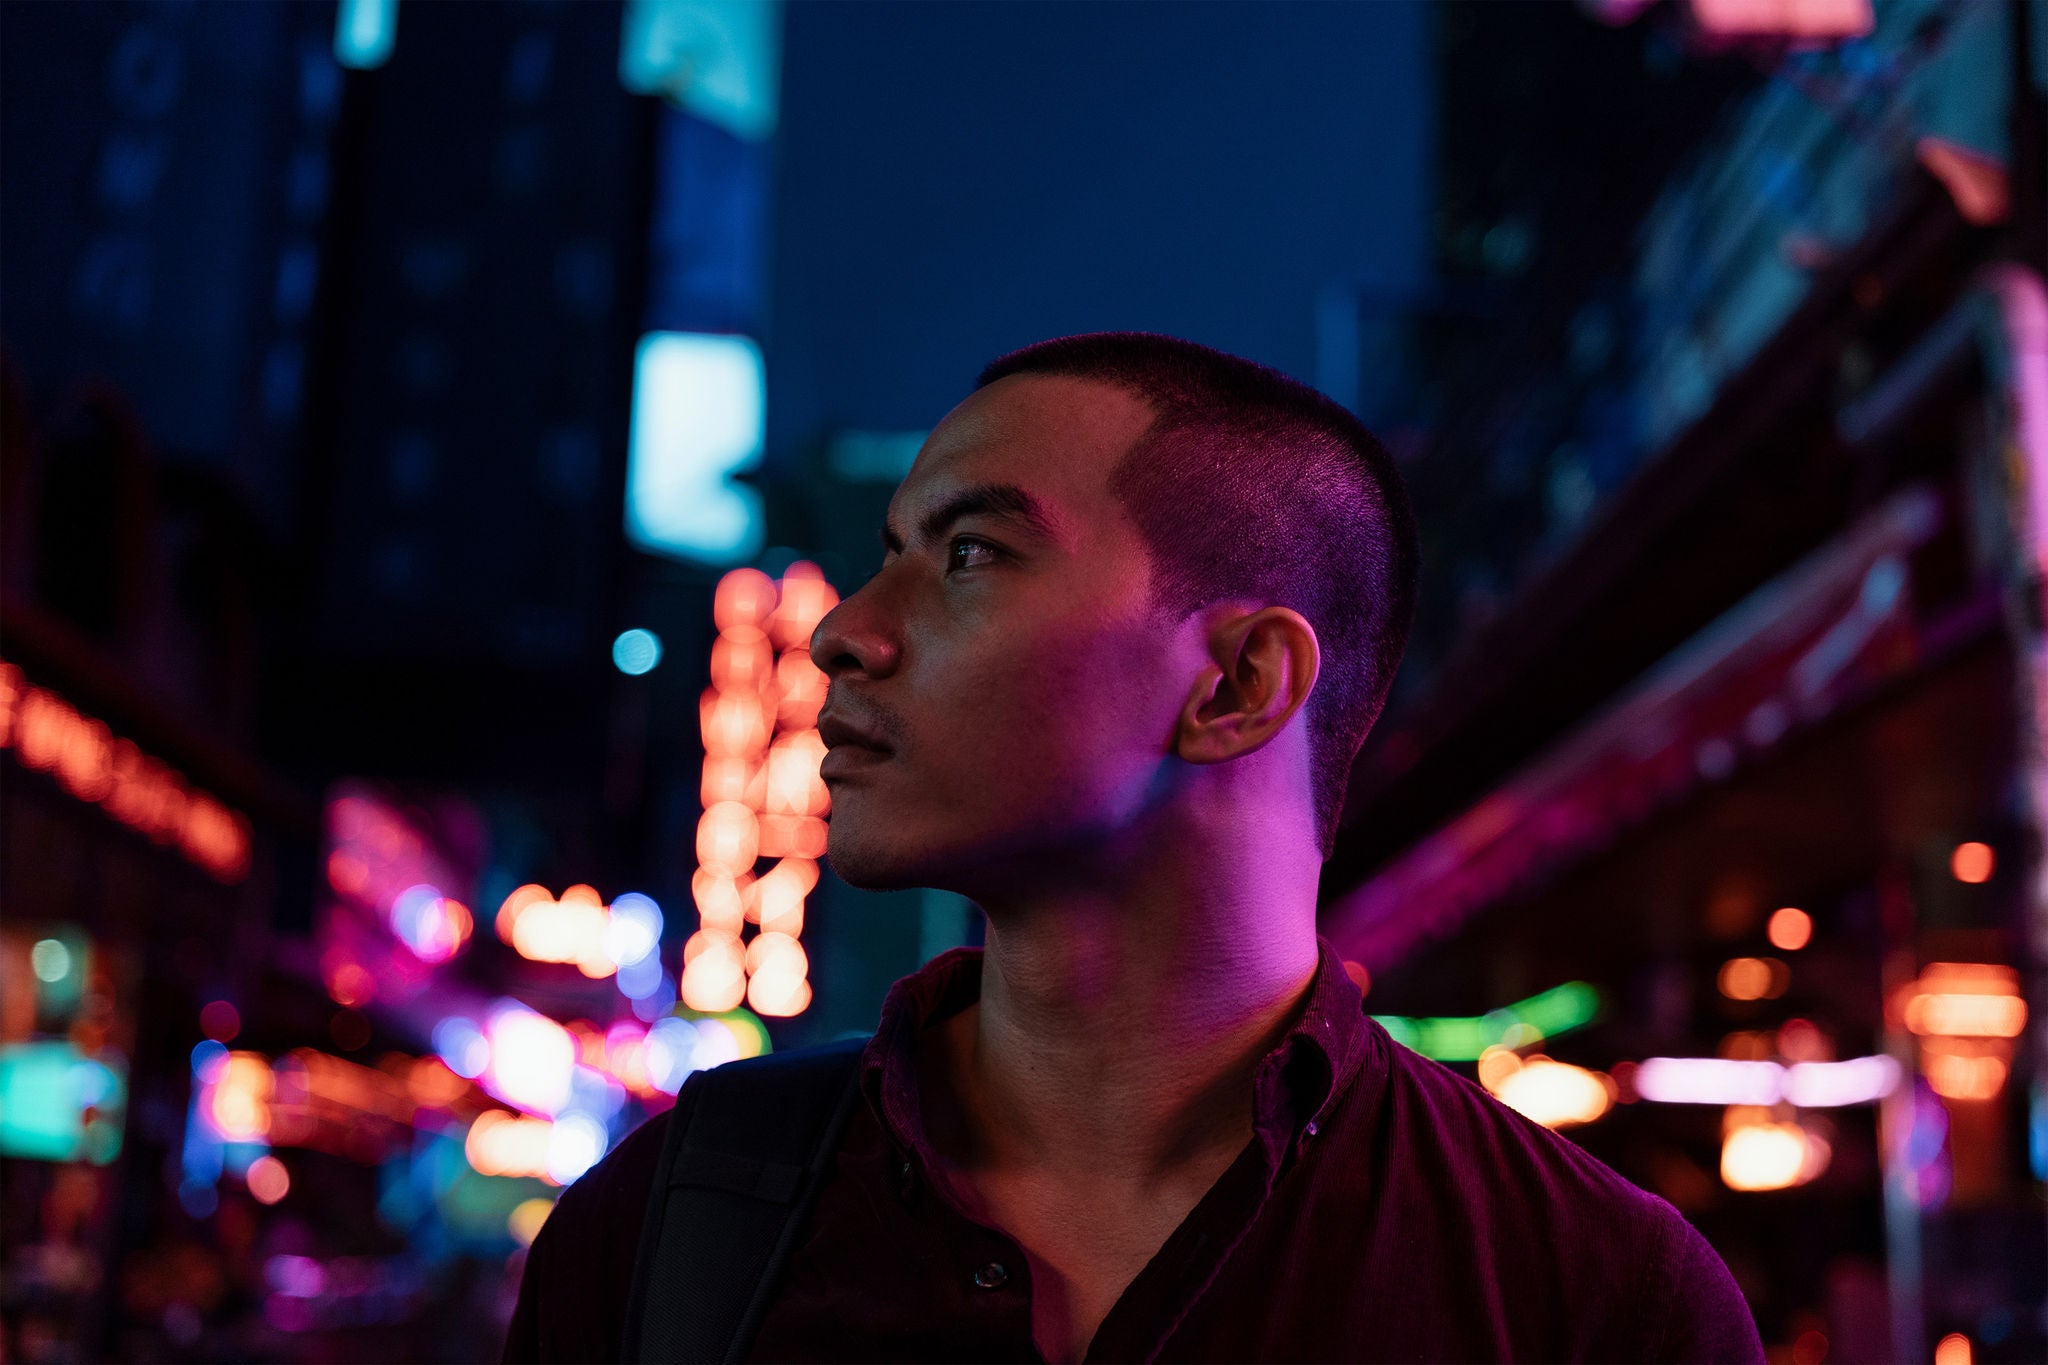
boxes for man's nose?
[810,590,899,680]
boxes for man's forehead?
[891,373,1155,527]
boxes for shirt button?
[973,1262,1009,1290]
[1305,1120,1320,1138]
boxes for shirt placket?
[896,1143,1047,1362]
[1080,1135,1291,1364]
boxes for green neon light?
[1371,981,1602,1061]
[0,1041,127,1163]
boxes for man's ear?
[1174,605,1320,765]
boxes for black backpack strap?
[621,1035,869,1364]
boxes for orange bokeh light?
[1949,842,1994,884]
[766,562,839,651]
[713,568,779,642]
[1900,963,2025,1037]
[757,814,827,860]
[496,883,554,941]
[209,1053,275,1141]
[700,752,767,808]
[499,885,614,976]
[1766,907,1812,951]
[679,932,747,1013]
[406,1056,471,1109]
[464,1109,555,1179]
[709,633,777,694]
[772,649,829,729]
[1923,1045,2008,1100]
[697,802,761,875]
[700,687,773,759]
[692,867,751,933]
[1717,957,1788,1001]
[246,1154,291,1205]
[764,731,830,817]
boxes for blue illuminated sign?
[335,0,398,70]
[625,332,766,566]
[620,0,782,142]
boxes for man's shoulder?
[527,1099,674,1291]
[1372,1029,1680,1234]
[548,1034,867,1233]
[1362,1030,1762,1361]
[502,1103,676,1363]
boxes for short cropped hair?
[977,332,1419,861]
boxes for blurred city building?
[1321,2,2047,1362]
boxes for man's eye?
[946,537,999,572]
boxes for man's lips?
[818,708,892,754]
[819,744,891,779]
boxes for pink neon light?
[1688,0,1873,41]
[1635,1058,1783,1105]
[1634,1055,1900,1106]
[1783,1055,1901,1107]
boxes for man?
[506,333,1763,1363]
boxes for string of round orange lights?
[687,563,839,1017]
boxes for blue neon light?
[335,0,398,71]
[620,0,782,142]
[625,332,766,566]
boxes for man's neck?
[924,897,1321,1186]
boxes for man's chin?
[821,828,931,892]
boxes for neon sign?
[0,660,251,882]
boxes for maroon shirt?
[506,939,1762,1363]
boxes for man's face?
[810,373,1193,897]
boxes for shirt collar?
[857,935,1372,1174]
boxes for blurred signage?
[1373,980,1603,1060]
[0,1041,127,1164]
[1330,486,1941,970]
[625,331,767,566]
[335,0,399,69]
[318,782,484,1007]
[1686,0,1873,43]
[620,0,783,141]
[0,659,251,882]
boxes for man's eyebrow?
[879,483,1062,554]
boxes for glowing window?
[335,0,399,70]
[620,0,782,141]
[626,332,766,566]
